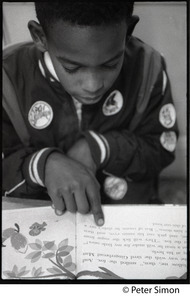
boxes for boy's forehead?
[46,20,127,64]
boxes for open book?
[2,205,187,280]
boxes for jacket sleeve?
[2,107,60,199]
[2,64,62,199]
[84,57,179,181]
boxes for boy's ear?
[28,20,47,52]
[127,15,140,36]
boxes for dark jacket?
[2,37,179,204]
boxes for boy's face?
[45,21,127,105]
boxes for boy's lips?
[74,94,102,104]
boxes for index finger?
[86,182,104,226]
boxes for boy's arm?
[2,108,58,198]
[3,109,104,226]
[71,60,179,180]
[2,66,57,198]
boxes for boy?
[3,1,178,226]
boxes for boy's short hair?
[35,1,134,33]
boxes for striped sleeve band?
[84,131,110,168]
[162,70,167,95]
[23,147,61,188]
[28,148,50,186]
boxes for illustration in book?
[2,205,187,280]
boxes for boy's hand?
[44,152,104,226]
[67,138,97,174]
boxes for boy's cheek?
[57,75,77,94]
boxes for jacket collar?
[38,51,60,83]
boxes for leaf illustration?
[3,265,30,279]
[58,245,74,253]
[31,253,42,263]
[18,266,27,273]
[2,228,17,239]
[31,267,36,276]
[31,267,44,277]
[3,271,16,278]
[58,239,68,248]
[18,270,30,277]
[11,233,28,253]
[47,267,63,275]
[25,250,41,260]
[12,265,18,274]
[42,241,56,250]
[42,252,55,259]
[32,267,44,277]
[63,254,72,265]
[35,239,43,246]
[63,255,76,272]
[58,251,69,257]
[67,245,74,251]
[2,237,7,246]
[58,245,68,252]
[29,242,42,250]
[64,262,76,272]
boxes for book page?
[76,205,187,280]
[2,206,76,280]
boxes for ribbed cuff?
[22,147,61,188]
[84,131,110,169]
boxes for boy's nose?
[82,71,104,95]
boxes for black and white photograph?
[1,0,188,291]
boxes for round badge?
[28,101,53,129]
[159,104,176,128]
[104,176,128,200]
[102,90,123,116]
[160,131,177,152]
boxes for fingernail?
[51,204,55,209]
[55,209,64,216]
[97,218,104,226]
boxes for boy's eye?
[103,62,119,69]
[63,66,81,74]
[62,61,120,74]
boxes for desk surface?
[2,196,51,210]
[3,196,186,211]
